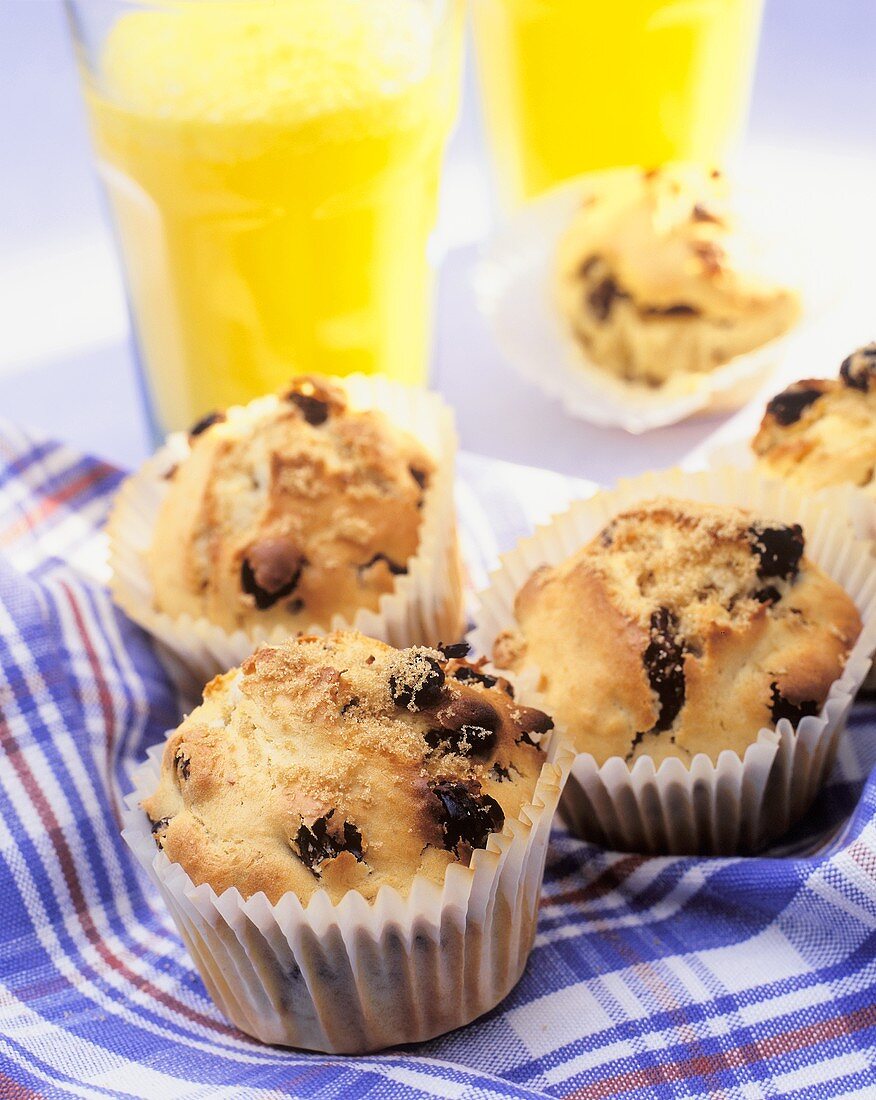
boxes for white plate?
[475,162,851,435]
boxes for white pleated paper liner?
[475,168,839,434]
[108,376,464,688]
[469,466,876,856]
[123,741,572,1053]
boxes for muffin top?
[555,165,799,384]
[146,377,434,633]
[752,344,876,494]
[142,631,551,904]
[493,498,861,765]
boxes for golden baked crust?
[752,345,876,494]
[493,498,861,765]
[555,165,800,386]
[147,377,435,632]
[142,632,550,904]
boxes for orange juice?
[82,0,461,432]
[473,0,763,206]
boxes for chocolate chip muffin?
[492,498,861,766]
[752,344,876,494]
[555,165,800,386]
[146,376,437,634]
[142,632,551,904]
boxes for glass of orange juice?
[66,0,463,435]
[472,0,764,207]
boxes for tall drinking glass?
[67,0,463,435]
[473,0,764,208]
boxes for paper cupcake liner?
[123,741,572,1053]
[469,466,876,856]
[475,169,839,434]
[108,376,463,689]
[703,437,876,543]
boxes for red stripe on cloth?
[544,855,647,909]
[0,717,238,1039]
[0,1073,44,1100]
[0,466,112,547]
[847,836,876,878]
[0,1072,44,1099]
[563,1002,876,1099]
[58,581,122,828]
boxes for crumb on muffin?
[142,632,551,904]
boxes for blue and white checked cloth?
[2,421,876,1099]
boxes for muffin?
[144,632,551,902]
[150,376,435,632]
[109,374,463,679]
[555,165,800,386]
[752,344,876,494]
[493,498,861,766]
[472,471,876,855]
[126,631,568,1051]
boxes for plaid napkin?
[2,421,876,1100]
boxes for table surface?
[1,0,875,480]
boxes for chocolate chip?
[599,520,616,548]
[288,391,329,426]
[189,411,225,438]
[292,811,364,873]
[358,552,407,577]
[748,524,804,582]
[433,699,495,734]
[587,276,624,321]
[766,385,824,426]
[452,664,497,690]
[241,539,306,610]
[512,704,553,748]
[389,651,445,710]
[439,642,470,660]
[692,203,721,224]
[839,343,876,392]
[643,303,700,318]
[283,377,345,424]
[692,240,725,275]
[625,729,646,763]
[426,695,500,756]
[643,607,686,733]
[340,696,360,716]
[409,466,428,491]
[753,585,782,606]
[491,763,512,782]
[148,814,171,850]
[769,682,819,726]
[579,255,600,278]
[173,750,190,782]
[429,780,504,855]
